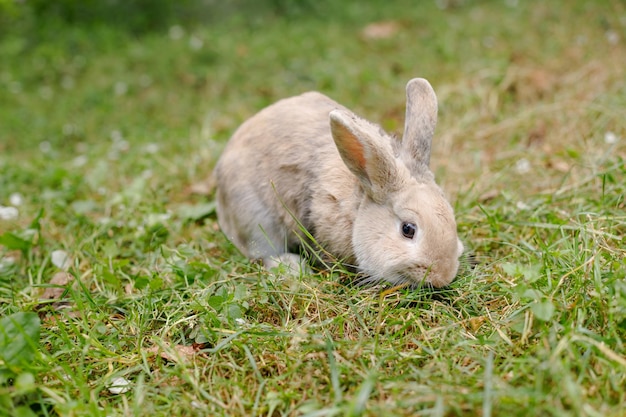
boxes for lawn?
[1,0,625,416]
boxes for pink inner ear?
[332,122,367,173]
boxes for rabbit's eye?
[401,222,417,239]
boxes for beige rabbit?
[215,78,464,288]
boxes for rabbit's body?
[215,79,464,287]
[216,92,357,263]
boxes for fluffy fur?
[215,78,464,287]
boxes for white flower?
[108,377,132,394]
[606,30,619,45]
[110,130,124,142]
[39,141,52,153]
[114,82,128,96]
[0,256,16,271]
[39,86,53,100]
[235,318,247,326]
[604,131,618,144]
[144,143,159,154]
[0,206,18,220]
[189,36,203,50]
[169,25,185,40]
[115,140,130,152]
[9,193,23,206]
[515,158,531,174]
[63,124,77,136]
[61,76,75,90]
[72,155,88,167]
[51,250,71,270]
[145,212,170,227]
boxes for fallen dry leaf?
[478,189,500,202]
[361,21,400,40]
[469,316,486,332]
[547,159,571,173]
[527,122,547,147]
[187,176,216,196]
[41,271,74,300]
[36,271,82,317]
[147,344,199,363]
[42,310,82,322]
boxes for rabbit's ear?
[330,109,399,200]
[401,78,438,172]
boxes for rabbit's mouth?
[398,264,432,286]
[395,265,457,289]
[355,262,453,289]
[353,269,442,291]
[377,267,430,289]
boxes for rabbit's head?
[329,78,463,288]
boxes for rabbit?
[214,78,464,288]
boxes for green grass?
[1,0,625,415]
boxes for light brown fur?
[215,79,463,287]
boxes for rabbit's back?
[215,91,349,261]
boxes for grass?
[1,0,625,415]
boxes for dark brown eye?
[401,222,417,239]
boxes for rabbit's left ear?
[330,109,400,201]
[401,78,438,175]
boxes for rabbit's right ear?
[401,78,438,175]
[330,109,400,201]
